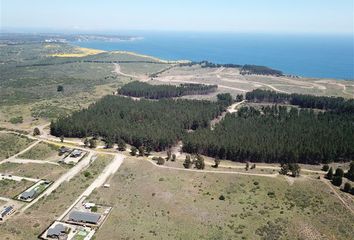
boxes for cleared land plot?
[155,65,354,98]
[89,158,354,240]
[0,154,112,240]
[0,133,34,160]
[0,162,68,181]
[18,142,59,161]
[0,179,34,198]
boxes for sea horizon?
[72,32,354,80]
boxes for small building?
[47,223,66,239]
[83,202,95,209]
[20,189,36,200]
[59,146,70,155]
[68,211,101,225]
[0,206,14,221]
[70,149,82,158]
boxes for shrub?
[84,171,91,178]
[219,195,225,200]
[9,116,23,124]
[91,206,98,212]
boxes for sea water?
[74,32,354,80]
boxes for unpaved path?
[58,153,125,220]
[321,177,354,214]
[0,140,41,163]
[20,151,95,212]
[0,174,40,183]
[1,158,60,166]
[148,159,278,178]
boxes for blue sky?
[1,0,353,34]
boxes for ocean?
[73,32,354,80]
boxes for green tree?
[89,139,97,149]
[117,139,126,151]
[130,147,137,156]
[343,182,351,193]
[166,149,172,161]
[183,155,192,169]
[245,162,249,171]
[334,168,344,178]
[326,167,334,180]
[345,161,354,181]
[279,163,289,175]
[171,154,176,162]
[289,163,301,177]
[105,138,114,149]
[332,176,342,187]
[91,206,98,212]
[322,164,329,172]
[236,94,244,102]
[84,138,89,148]
[33,127,41,136]
[57,85,64,92]
[138,146,145,156]
[213,158,220,168]
[195,155,205,170]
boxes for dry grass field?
[18,142,59,161]
[0,162,68,181]
[0,133,34,160]
[89,157,354,240]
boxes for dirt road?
[20,151,96,212]
[58,153,125,220]
[148,159,278,178]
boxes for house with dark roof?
[68,211,101,225]
[47,223,66,238]
[70,149,82,158]
[20,189,37,200]
[0,206,14,220]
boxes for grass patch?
[18,142,59,160]
[89,158,354,240]
[0,133,34,160]
[0,179,33,198]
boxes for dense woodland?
[118,81,217,99]
[246,89,354,113]
[240,65,283,76]
[50,96,224,150]
[183,105,354,164]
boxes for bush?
[157,157,165,165]
[91,206,98,212]
[84,171,91,178]
[219,195,225,201]
[9,116,23,124]
[33,127,41,136]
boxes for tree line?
[182,105,354,164]
[118,81,217,99]
[240,65,283,76]
[50,96,224,151]
[246,89,354,113]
